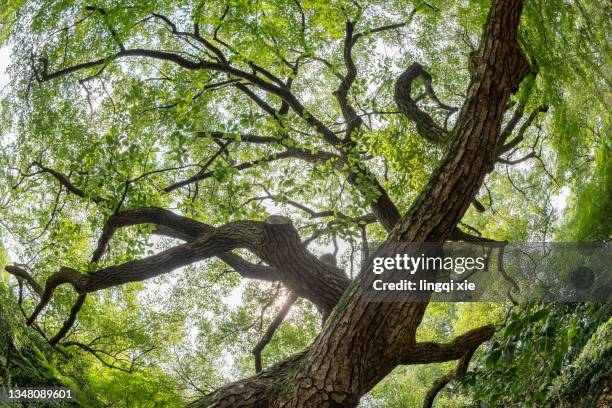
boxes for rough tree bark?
[190,0,530,406]
[4,0,532,406]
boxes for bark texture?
[6,0,531,406]
[191,0,530,406]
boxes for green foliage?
[550,315,612,407]
[365,363,471,408]
[0,0,609,406]
[0,244,90,406]
[459,302,611,407]
[558,144,612,241]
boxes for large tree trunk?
[191,0,530,407]
[4,0,528,406]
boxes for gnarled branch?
[405,325,495,364]
[421,344,479,408]
[394,62,458,144]
[8,208,348,329]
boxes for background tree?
[0,0,609,407]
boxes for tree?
[0,0,608,407]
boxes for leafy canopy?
[0,0,609,406]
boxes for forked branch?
[6,208,349,350]
[421,344,479,408]
[405,325,495,364]
[32,161,105,203]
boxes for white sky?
[0,47,10,92]
[552,186,570,213]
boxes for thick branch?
[7,226,251,329]
[49,293,87,346]
[25,267,87,325]
[421,345,478,408]
[149,224,278,281]
[472,198,486,213]
[94,209,278,285]
[91,207,207,263]
[391,0,530,243]
[93,209,276,281]
[5,265,43,296]
[405,325,496,364]
[7,210,279,347]
[394,62,457,144]
[80,209,348,315]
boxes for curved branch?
[91,207,208,263]
[334,21,363,140]
[7,227,248,328]
[5,265,43,296]
[422,345,478,408]
[253,292,298,372]
[25,266,88,325]
[146,224,278,282]
[218,253,278,282]
[471,198,486,213]
[394,62,457,144]
[405,325,495,364]
[335,12,415,142]
[94,208,274,283]
[20,208,348,321]
[497,151,536,165]
[32,161,105,203]
[163,148,339,193]
[498,105,548,155]
[49,293,87,346]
